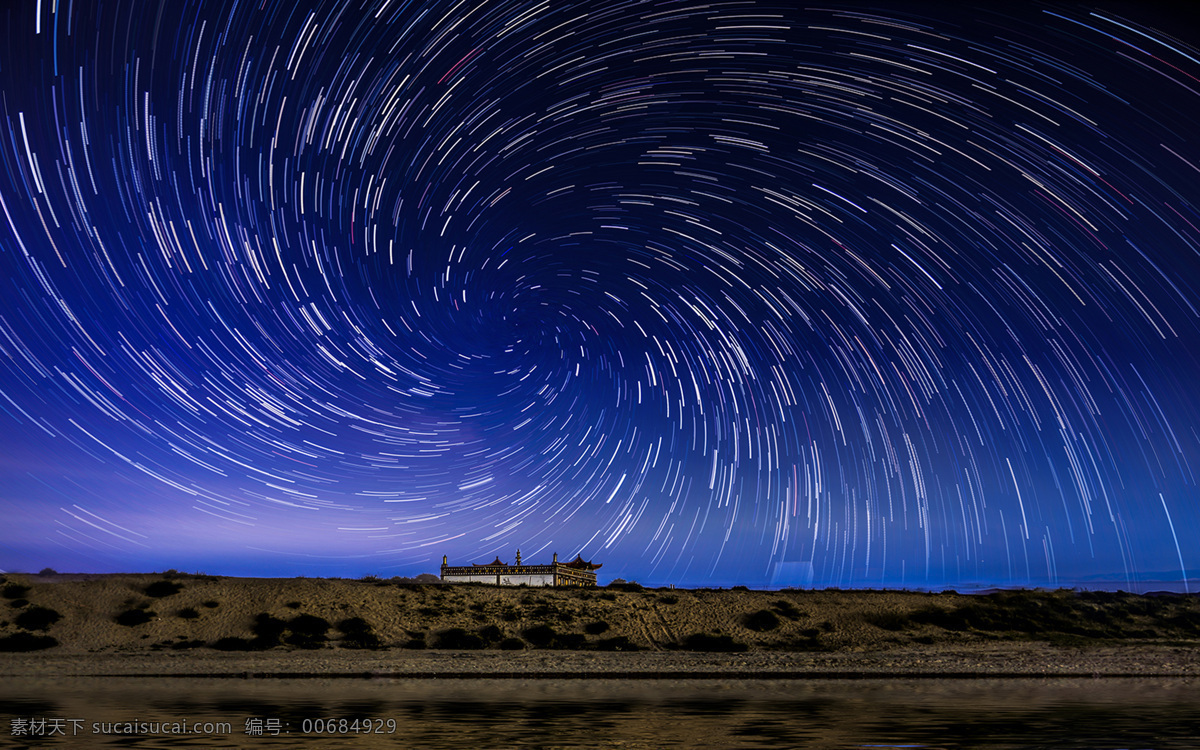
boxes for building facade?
[440,550,601,587]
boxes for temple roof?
[561,554,602,570]
[463,552,601,570]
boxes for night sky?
[1,0,1198,589]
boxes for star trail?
[1,0,1198,588]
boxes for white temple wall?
[442,572,557,586]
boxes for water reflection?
[1,676,1197,748]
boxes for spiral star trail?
[1,0,1198,588]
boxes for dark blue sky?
[1,0,1198,588]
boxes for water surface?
[1,676,1198,748]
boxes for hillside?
[4,572,1200,660]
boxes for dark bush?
[499,637,525,650]
[171,639,206,650]
[523,624,557,648]
[202,600,220,608]
[144,580,184,598]
[607,581,644,592]
[177,607,200,620]
[403,638,427,649]
[115,608,155,626]
[743,609,781,632]
[554,633,587,649]
[8,599,28,609]
[15,606,61,631]
[584,621,611,635]
[732,585,750,591]
[286,614,331,648]
[595,636,639,651]
[336,617,382,649]
[38,568,58,576]
[2,584,31,599]
[285,601,301,609]
[210,637,257,651]
[434,628,485,649]
[659,595,679,605]
[0,632,58,652]
[683,633,748,652]
[772,600,803,620]
[252,614,288,644]
[867,612,911,631]
[477,624,504,644]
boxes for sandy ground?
[2,573,1198,677]
[4,643,1200,677]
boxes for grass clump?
[285,614,331,648]
[0,632,58,652]
[337,617,382,649]
[584,621,611,635]
[2,584,31,599]
[683,633,748,652]
[867,611,911,631]
[434,627,485,649]
[115,608,156,627]
[499,637,525,650]
[144,580,184,598]
[15,606,61,632]
[743,609,781,632]
[522,624,557,648]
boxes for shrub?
[434,628,485,649]
[584,621,611,635]
[523,624,557,648]
[477,624,504,644]
[607,581,644,592]
[403,638,427,649]
[8,599,28,609]
[2,584,31,599]
[38,568,58,576]
[744,609,781,632]
[15,606,61,632]
[338,617,382,649]
[659,595,679,605]
[867,612,910,631]
[684,633,748,652]
[0,632,58,652]
[285,601,301,609]
[286,614,331,648]
[115,608,155,627]
[252,614,288,645]
[202,600,220,608]
[595,636,638,651]
[210,637,256,651]
[177,607,200,620]
[554,633,587,649]
[144,580,183,598]
[499,637,525,650]
[772,600,803,620]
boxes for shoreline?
[5,643,1199,678]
